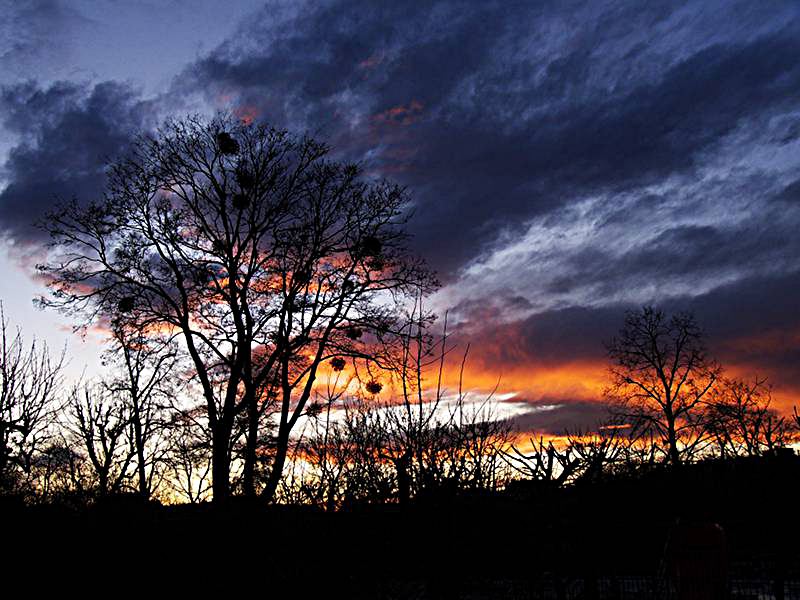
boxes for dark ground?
[3,452,798,598]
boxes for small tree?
[0,302,65,494]
[63,382,135,497]
[605,306,721,467]
[40,115,435,503]
[103,322,176,499]
[164,405,212,503]
[35,438,88,503]
[504,437,584,488]
[706,377,793,457]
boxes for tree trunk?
[667,420,681,467]
[262,429,289,503]
[98,470,108,497]
[136,443,147,499]
[396,451,411,504]
[0,424,9,490]
[132,408,148,499]
[211,423,232,504]
[241,393,259,498]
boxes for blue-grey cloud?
[181,0,800,279]
[0,80,150,246]
[0,0,88,86]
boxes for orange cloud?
[441,318,800,423]
[717,326,800,413]
[434,358,607,404]
[358,52,385,70]
[371,100,424,126]
[234,104,261,125]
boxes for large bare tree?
[605,306,721,467]
[40,115,435,503]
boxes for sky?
[1,0,799,434]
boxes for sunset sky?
[1,0,799,434]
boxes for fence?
[517,575,800,599]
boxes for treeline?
[2,300,798,508]
[0,298,513,505]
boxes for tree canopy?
[605,306,722,466]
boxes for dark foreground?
[4,453,799,598]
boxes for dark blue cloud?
[460,269,800,403]
[183,0,800,277]
[0,80,149,246]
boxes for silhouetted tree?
[565,425,624,483]
[616,426,663,474]
[34,438,88,502]
[298,306,512,508]
[706,376,793,457]
[504,422,633,488]
[164,405,212,503]
[301,396,396,508]
[0,302,65,495]
[234,349,280,497]
[794,406,800,440]
[353,303,512,501]
[504,437,584,487]
[64,382,135,497]
[40,115,435,503]
[103,322,176,499]
[605,307,721,467]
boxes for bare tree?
[40,115,435,503]
[286,301,513,509]
[164,405,212,503]
[0,302,66,494]
[63,382,135,497]
[615,426,663,475]
[565,426,624,483]
[103,322,176,499]
[378,299,444,502]
[605,306,721,467]
[295,367,362,509]
[34,439,88,503]
[503,419,634,488]
[35,428,92,506]
[504,437,584,487]
[408,358,512,496]
[434,398,513,493]
[297,304,513,507]
[236,348,280,497]
[706,377,794,457]
[305,396,397,508]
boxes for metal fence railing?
[486,575,800,600]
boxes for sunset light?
[2,1,800,596]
